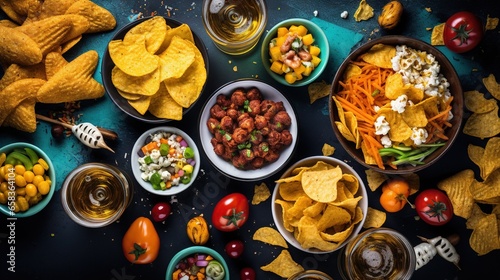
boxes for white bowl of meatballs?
[199,79,298,181]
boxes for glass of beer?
[202,0,268,55]
[338,227,416,280]
[61,163,133,228]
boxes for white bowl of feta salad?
[131,127,200,196]
[329,36,463,174]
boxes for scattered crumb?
[426,27,432,31]
[425,7,432,13]
[233,66,238,72]
[313,10,318,17]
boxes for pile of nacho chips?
[436,74,500,255]
[463,74,500,138]
[0,0,116,132]
[108,16,207,120]
[274,160,364,252]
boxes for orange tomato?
[379,178,411,212]
[122,217,160,264]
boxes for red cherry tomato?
[225,239,244,258]
[240,267,256,280]
[212,193,249,232]
[379,178,411,212]
[151,202,171,222]
[443,11,483,53]
[415,189,453,226]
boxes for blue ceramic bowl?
[261,18,329,87]
[0,142,56,218]
[165,246,229,280]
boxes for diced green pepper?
[144,155,153,164]
[180,174,191,184]
[183,147,194,159]
[149,172,162,190]
[159,143,170,156]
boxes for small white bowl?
[271,156,368,254]
[198,79,298,181]
[131,127,200,196]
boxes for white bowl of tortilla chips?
[271,156,368,254]
[102,16,209,123]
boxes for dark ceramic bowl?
[102,16,209,123]
[329,36,463,174]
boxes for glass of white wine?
[202,0,267,55]
[61,163,133,228]
[338,227,416,280]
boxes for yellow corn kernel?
[37,181,50,195]
[23,170,34,183]
[269,46,282,62]
[285,72,297,84]
[32,175,44,186]
[311,55,322,67]
[16,196,29,212]
[270,61,284,74]
[32,164,44,176]
[277,27,289,38]
[15,187,26,196]
[38,158,49,170]
[309,45,321,56]
[14,164,26,175]
[25,183,37,197]
[302,33,314,45]
[15,174,26,187]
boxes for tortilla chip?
[360,44,396,69]
[365,169,389,192]
[431,23,445,45]
[363,207,387,228]
[308,80,330,104]
[261,250,304,278]
[301,167,343,203]
[483,73,500,100]
[469,214,500,256]
[353,0,374,22]
[148,83,183,120]
[321,143,335,156]
[464,90,497,113]
[437,169,476,219]
[253,227,288,248]
[252,182,271,205]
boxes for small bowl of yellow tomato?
[261,18,329,87]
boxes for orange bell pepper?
[122,217,160,264]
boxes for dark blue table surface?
[1,1,500,279]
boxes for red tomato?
[240,267,256,280]
[225,239,244,258]
[379,178,411,212]
[212,193,249,232]
[443,11,483,53]
[415,189,453,226]
[151,202,171,222]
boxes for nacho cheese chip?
[261,250,304,278]
[253,227,288,248]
